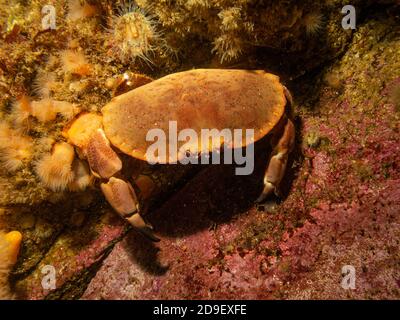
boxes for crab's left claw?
[101,177,160,242]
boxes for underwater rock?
[14,209,126,300]
[81,14,400,300]
[133,0,362,75]
[0,1,399,300]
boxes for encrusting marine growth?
[67,0,98,22]
[1,0,396,300]
[0,121,33,172]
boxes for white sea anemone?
[108,2,161,65]
[303,11,325,36]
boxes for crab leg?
[101,178,160,242]
[86,129,122,179]
[85,128,159,241]
[256,116,295,203]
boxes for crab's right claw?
[100,177,160,242]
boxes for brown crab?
[63,69,295,241]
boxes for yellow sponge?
[3,231,22,265]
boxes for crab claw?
[100,177,160,242]
[101,177,139,216]
[86,128,122,179]
[127,213,160,242]
[255,181,276,204]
